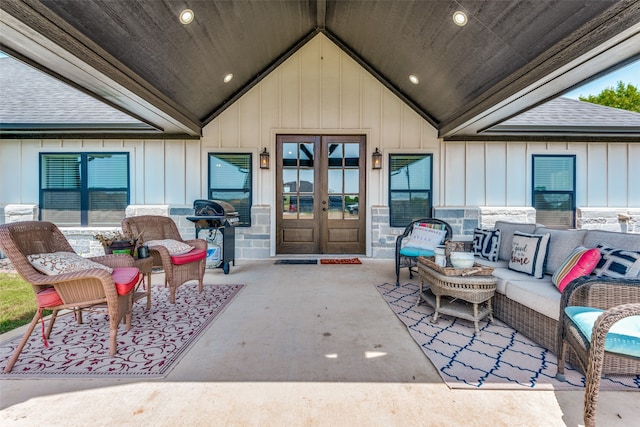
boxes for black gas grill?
[186,199,239,274]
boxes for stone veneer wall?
[577,208,640,233]
[2,204,637,260]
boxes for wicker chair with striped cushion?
[395,218,452,286]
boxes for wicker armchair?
[395,218,452,286]
[556,277,640,427]
[122,215,206,304]
[0,221,137,373]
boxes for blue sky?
[563,59,640,99]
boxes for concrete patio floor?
[0,259,638,426]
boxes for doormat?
[274,259,318,265]
[320,258,362,264]
[0,283,244,379]
[376,282,640,391]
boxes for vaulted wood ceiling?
[1,0,639,138]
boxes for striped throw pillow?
[552,247,601,292]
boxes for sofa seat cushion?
[565,306,640,358]
[505,277,560,320]
[171,248,206,265]
[494,221,537,262]
[111,267,140,296]
[473,258,509,269]
[534,227,587,274]
[488,267,530,294]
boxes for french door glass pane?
[299,169,314,192]
[344,143,359,167]
[299,195,314,219]
[328,169,342,194]
[344,169,358,193]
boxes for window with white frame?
[40,153,129,226]
[389,154,433,227]
[532,155,576,228]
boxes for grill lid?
[192,199,238,217]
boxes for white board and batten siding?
[201,33,441,209]
[0,138,202,207]
[442,141,640,208]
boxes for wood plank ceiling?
[1,0,639,138]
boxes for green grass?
[0,272,48,335]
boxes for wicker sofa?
[472,221,640,366]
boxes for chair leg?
[45,309,59,340]
[169,285,176,304]
[555,332,567,381]
[198,261,205,294]
[4,310,41,373]
[109,328,117,357]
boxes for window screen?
[532,155,576,228]
[389,154,433,227]
[208,153,252,226]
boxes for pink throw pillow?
[552,247,601,292]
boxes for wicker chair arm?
[592,303,640,335]
[561,275,640,312]
[90,253,136,268]
[28,268,120,304]
[183,238,207,250]
[147,244,174,267]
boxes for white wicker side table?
[417,257,497,334]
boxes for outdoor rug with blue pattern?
[377,282,640,390]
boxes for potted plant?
[94,230,143,255]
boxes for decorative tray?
[418,256,495,277]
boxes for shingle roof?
[2,54,639,137]
[490,97,640,134]
[0,56,154,132]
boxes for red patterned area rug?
[377,282,640,391]
[0,283,244,379]
[320,258,362,264]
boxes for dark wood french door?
[276,135,366,254]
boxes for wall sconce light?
[259,148,270,169]
[372,148,382,169]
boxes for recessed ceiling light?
[223,73,233,83]
[409,75,419,84]
[179,9,194,25]
[453,11,467,26]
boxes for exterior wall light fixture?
[372,148,382,170]
[260,148,270,169]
